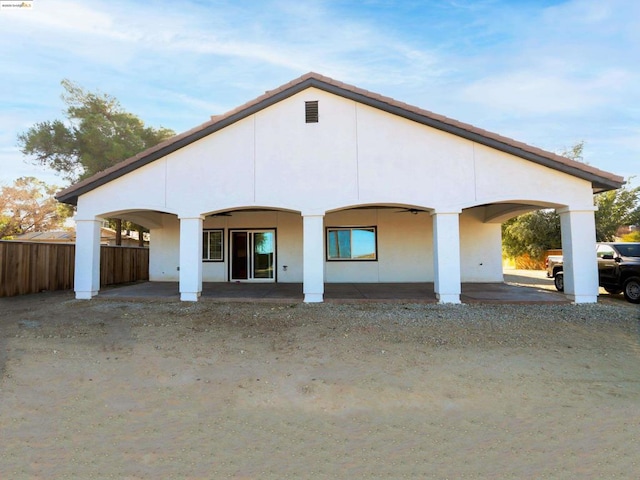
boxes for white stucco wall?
[149,213,179,281]
[150,211,304,282]
[472,144,594,209]
[147,207,502,283]
[459,208,503,282]
[75,86,597,287]
[77,87,595,219]
[324,208,433,282]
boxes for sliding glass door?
[230,230,275,281]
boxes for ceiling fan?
[395,208,427,215]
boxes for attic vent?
[305,101,319,123]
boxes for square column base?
[76,290,98,300]
[436,293,461,304]
[304,293,324,303]
[180,292,201,302]
[567,294,597,304]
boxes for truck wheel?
[623,277,640,304]
[603,287,622,295]
[554,272,564,292]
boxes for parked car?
[552,243,640,303]
[545,255,564,278]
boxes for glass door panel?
[231,231,248,280]
[253,232,274,279]
[230,230,275,282]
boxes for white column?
[302,213,325,303]
[432,211,462,304]
[558,207,598,303]
[74,218,101,300]
[179,216,203,302]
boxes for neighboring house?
[13,228,144,246]
[56,72,624,303]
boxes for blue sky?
[1,0,638,189]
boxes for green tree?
[560,140,585,163]
[502,209,561,259]
[18,80,175,245]
[18,79,174,183]
[622,230,640,242]
[594,184,640,241]
[0,177,72,239]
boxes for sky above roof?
[1,0,638,189]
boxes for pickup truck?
[545,255,564,278]
[551,242,640,303]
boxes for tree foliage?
[502,210,561,259]
[18,79,174,182]
[560,140,585,163]
[0,177,72,239]
[622,230,640,242]
[17,80,175,244]
[594,185,640,241]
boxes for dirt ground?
[1,291,639,479]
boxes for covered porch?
[74,204,595,305]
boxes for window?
[305,101,318,123]
[202,229,223,261]
[597,245,616,259]
[327,227,377,261]
[613,243,640,257]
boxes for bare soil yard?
[1,292,639,479]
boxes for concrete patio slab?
[98,270,568,304]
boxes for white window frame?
[203,229,224,262]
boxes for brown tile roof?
[56,72,624,205]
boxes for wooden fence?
[0,241,149,297]
[100,244,149,287]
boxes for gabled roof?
[56,72,624,205]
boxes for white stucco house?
[56,72,624,304]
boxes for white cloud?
[0,0,637,185]
[460,68,631,114]
[5,0,116,34]
[1,0,453,114]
